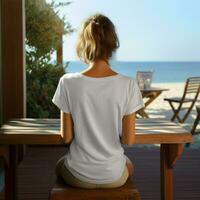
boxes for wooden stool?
[49,178,141,200]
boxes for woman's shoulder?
[60,72,80,81]
[60,72,137,86]
[118,74,137,84]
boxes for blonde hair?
[76,14,119,64]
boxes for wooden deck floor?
[0,145,200,200]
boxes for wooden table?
[0,118,192,200]
[138,87,169,118]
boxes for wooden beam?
[1,0,26,123]
[1,1,26,199]
[0,1,2,125]
[56,34,63,66]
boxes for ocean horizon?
[63,61,200,83]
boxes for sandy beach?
[138,82,200,149]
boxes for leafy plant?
[25,0,74,118]
[26,62,64,118]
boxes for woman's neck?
[80,60,118,77]
[88,60,110,71]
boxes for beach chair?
[164,77,200,123]
[191,106,200,135]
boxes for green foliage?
[26,62,64,118]
[26,0,74,118]
[26,0,74,59]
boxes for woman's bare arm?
[60,111,74,144]
[121,113,136,145]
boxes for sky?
[47,0,200,61]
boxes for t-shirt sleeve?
[124,79,144,115]
[52,77,71,113]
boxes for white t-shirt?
[52,72,144,184]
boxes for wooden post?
[160,144,183,200]
[56,34,63,66]
[5,145,18,200]
[1,0,26,123]
[160,144,173,200]
[0,0,2,126]
[1,0,26,199]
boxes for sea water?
[64,61,200,83]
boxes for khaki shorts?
[56,156,129,189]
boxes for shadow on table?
[143,107,200,149]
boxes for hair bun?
[92,19,100,25]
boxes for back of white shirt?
[52,72,144,184]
